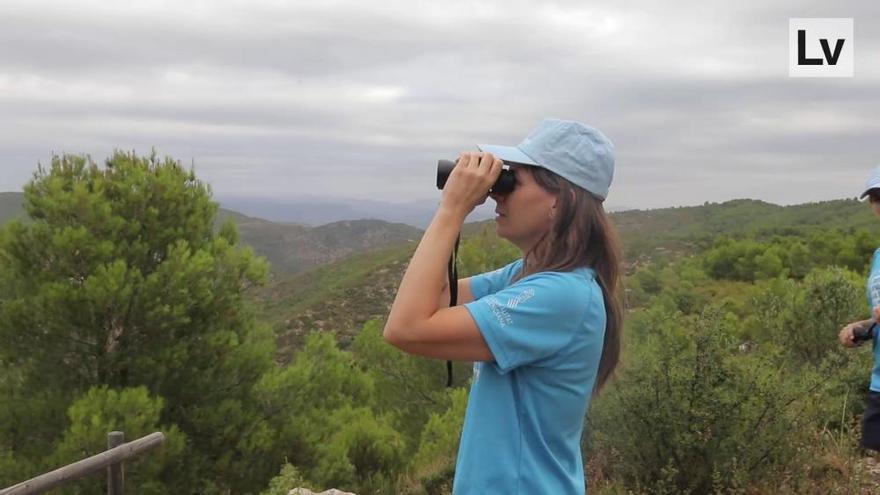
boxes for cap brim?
[861,185,880,201]
[476,144,539,166]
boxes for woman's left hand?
[440,151,503,219]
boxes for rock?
[288,489,357,495]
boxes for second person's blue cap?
[860,165,880,200]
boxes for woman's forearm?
[384,205,467,336]
[856,318,876,329]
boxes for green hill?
[444,198,876,263]
[2,191,423,275]
[223,212,422,274]
[259,198,880,361]
[254,240,417,361]
[251,218,508,361]
[612,198,876,261]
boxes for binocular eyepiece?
[436,159,518,195]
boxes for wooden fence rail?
[0,431,164,495]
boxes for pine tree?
[0,151,275,492]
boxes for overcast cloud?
[0,0,877,212]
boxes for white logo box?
[789,18,854,78]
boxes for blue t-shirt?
[453,258,607,495]
[866,248,880,392]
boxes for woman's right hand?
[839,323,859,348]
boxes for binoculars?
[853,323,876,343]
[436,159,518,195]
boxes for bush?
[588,305,818,494]
[47,386,186,495]
[261,463,310,495]
[746,266,864,363]
[412,387,469,494]
[311,406,407,494]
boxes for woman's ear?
[553,190,573,209]
[550,189,575,219]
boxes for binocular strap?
[446,232,461,387]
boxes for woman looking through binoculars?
[384,118,623,495]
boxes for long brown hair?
[509,166,624,395]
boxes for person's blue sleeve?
[463,271,592,373]
[468,258,523,300]
[868,249,880,312]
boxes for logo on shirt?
[486,296,513,327]
[486,287,536,327]
[506,288,534,309]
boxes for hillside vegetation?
[258,198,880,361]
[3,153,880,494]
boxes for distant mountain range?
[216,194,498,229]
[4,191,874,278]
[214,207,424,274]
[1,191,427,275]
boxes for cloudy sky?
[0,0,877,212]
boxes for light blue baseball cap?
[477,118,615,200]
[860,165,880,200]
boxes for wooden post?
[107,431,124,495]
[0,432,163,495]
